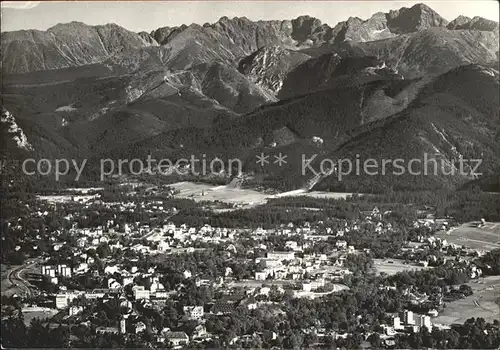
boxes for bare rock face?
[448,16,499,32]
[3,3,486,76]
[151,25,187,45]
[332,13,395,44]
[386,3,448,34]
[447,15,472,30]
[343,28,499,78]
[345,13,395,42]
[0,107,33,153]
[331,3,449,44]
[138,31,159,46]
[238,46,310,94]
[290,15,324,43]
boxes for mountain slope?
[3,3,479,76]
[447,16,500,31]
[238,46,311,94]
[1,22,156,75]
[341,27,499,78]
[0,107,33,157]
[314,65,500,192]
[278,54,404,99]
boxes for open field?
[171,182,269,206]
[373,258,428,275]
[433,275,500,325]
[294,191,356,199]
[170,181,356,207]
[294,285,350,299]
[435,222,500,251]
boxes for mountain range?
[1,3,499,192]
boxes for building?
[55,293,78,309]
[416,315,432,330]
[153,291,169,299]
[310,279,325,290]
[402,310,415,325]
[336,240,348,249]
[192,325,207,339]
[262,259,281,268]
[211,300,236,315]
[255,272,267,281]
[104,265,119,275]
[122,277,134,287]
[428,309,439,317]
[75,263,89,274]
[56,264,72,277]
[96,327,119,334]
[164,331,189,347]
[120,318,127,334]
[69,306,83,316]
[41,265,56,277]
[55,294,68,309]
[135,321,147,334]
[267,251,295,261]
[85,291,106,299]
[133,286,150,300]
[393,316,402,330]
[158,241,170,252]
[183,306,204,320]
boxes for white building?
[393,316,402,330]
[104,265,119,275]
[183,306,204,320]
[133,286,150,300]
[56,294,68,309]
[285,241,298,250]
[336,240,348,249]
[69,306,83,316]
[120,318,127,334]
[416,315,432,330]
[135,321,147,334]
[55,293,78,309]
[158,241,170,252]
[267,251,295,261]
[164,331,189,347]
[57,264,72,277]
[255,272,267,281]
[402,310,415,325]
[41,265,56,277]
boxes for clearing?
[373,258,428,275]
[433,275,500,325]
[170,181,355,207]
[435,222,500,251]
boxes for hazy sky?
[1,1,499,33]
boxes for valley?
[169,181,356,208]
[1,2,499,347]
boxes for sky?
[1,1,499,33]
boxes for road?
[6,258,41,298]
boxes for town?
[2,183,499,348]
